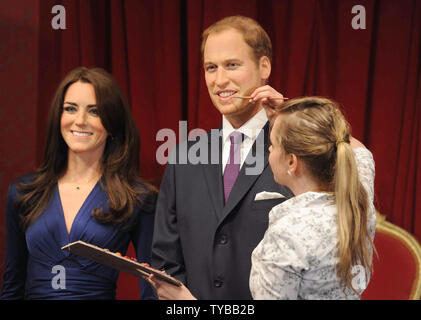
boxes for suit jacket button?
[214,280,223,288]
[219,234,228,245]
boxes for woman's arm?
[0,183,28,299]
[131,191,157,300]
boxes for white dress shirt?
[221,108,268,174]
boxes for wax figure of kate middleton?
[0,67,156,299]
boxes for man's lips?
[215,90,238,101]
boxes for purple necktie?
[223,131,242,202]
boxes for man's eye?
[206,65,216,72]
[227,63,238,68]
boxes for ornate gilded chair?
[362,213,421,300]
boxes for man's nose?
[215,69,229,87]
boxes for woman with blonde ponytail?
[250,96,376,299]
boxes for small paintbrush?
[233,96,289,100]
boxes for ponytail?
[335,140,372,295]
[276,97,374,295]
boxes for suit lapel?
[220,122,270,219]
[201,129,224,220]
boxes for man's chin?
[214,101,246,115]
[217,106,239,116]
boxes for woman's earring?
[287,170,292,176]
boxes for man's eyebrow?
[225,58,241,62]
[204,58,242,65]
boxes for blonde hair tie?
[336,139,346,147]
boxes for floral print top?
[250,148,376,300]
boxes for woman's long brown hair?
[15,67,156,230]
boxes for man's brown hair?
[201,15,272,64]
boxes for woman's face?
[60,81,108,158]
[268,115,290,185]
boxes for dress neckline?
[56,180,100,238]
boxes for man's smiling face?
[203,28,269,127]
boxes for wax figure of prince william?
[151,15,293,300]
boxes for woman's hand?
[147,274,197,300]
[350,136,366,149]
[249,85,287,121]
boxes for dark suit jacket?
[151,121,293,299]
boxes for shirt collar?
[222,108,268,144]
[269,192,335,224]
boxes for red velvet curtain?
[1,0,420,291]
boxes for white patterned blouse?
[249,147,376,300]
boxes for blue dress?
[0,175,156,300]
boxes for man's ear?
[259,56,271,81]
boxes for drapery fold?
[1,0,420,290]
